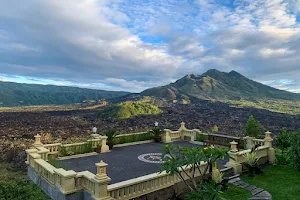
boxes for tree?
[275,129,291,153]
[211,125,219,133]
[245,115,262,138]
[161,145,227,199]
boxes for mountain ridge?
[141,69,300,102]
[0,81,130,106]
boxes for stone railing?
[226,131,275,174]
[163,122,207,143]
[32,133,110,158]
[107,162,209,200]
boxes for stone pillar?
[94,161,112,200]
[54,169,77,194]
[226,141,242,174]
[33,134,43,148]
[100,136,110,153]
[264,131,275,164]
[244,136,255,150]
[179,122,187,131]
[230,141,238,152]
[25,149,38,165]
[162,129,172,143]
[191,129,199,142]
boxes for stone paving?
[59,141,229,184]
[229,176,272,200]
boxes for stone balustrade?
[227,131,275,174]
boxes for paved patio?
[60,141,229,184]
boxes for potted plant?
[149,127,162,142]
[104,130,117,150]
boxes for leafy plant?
[161,144,226,193]
[59,146,67,157]
[185,181,226,200]
[104,130,117,141]
[149,127,162,136]
[211,125,219,133]
[275,129,292,152]
[289,132,300,171]
[242,146,263,176]
[245,115,262,138]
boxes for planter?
[107,140,114,150]
[153,135,161,143]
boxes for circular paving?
[138,153,166,164]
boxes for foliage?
[161,144,226,192]
[0,163,50,200]
[104,130,117,141]
[243,165,300,200]
[196,134,208,142]
[275,129,292,152]
[113,132,153,144]
[242,147,263,177]
[149,127,163,136]
[289,132,300,171]
[99,100,162,119]
[58,141,93,157]
[211,125,219,133]
[185,181,226,200]
[0,81,129,107]
[275,149,292,166]
[245,115,262,137]
[222,185,252,200]
[48,158,64,168]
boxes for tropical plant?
[242,146,263,176]
[161,144,227,195]
[275,129,292,153]
[245,115,262,138]
[104,130,117,141]
[185,181,226,200]
[149,127,162,136]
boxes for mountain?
[0,82,130,107]
[141,69,300,101]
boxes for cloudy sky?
[0,0,300,92]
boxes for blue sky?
[0,0,300,92]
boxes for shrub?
[104,130,117,141]
[289,133,300,171]
[113,132,153,145]
[196,134,207,142]
[275,129,292,152]
[211,125,219,133]
[149,127,162,136]
[245,115,262,137]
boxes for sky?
[0,0,300,93]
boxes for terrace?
[25,122,275,200]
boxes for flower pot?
[107,140,114,150]
[153,135,161,143]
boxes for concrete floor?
[60,141,228,184]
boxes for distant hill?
[99,99,162,119]
[141,69,300,102]
[0,82,130,107]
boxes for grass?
[242,165,300,200]
[0,163,50,200]
[222,185,252,200]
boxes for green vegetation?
[243,165,300,200]
[222,185,251,200]
[162,145,227,200]
[58,141,93,157]
[245,115,262,138]
[0,81,129,107]
[211,125,219,133]
[225,99,300,115]
[0,163,50,200]
[113,132,153,145]
[100,100,162,119]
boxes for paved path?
[229,176,272,200]
[60,141,228,184]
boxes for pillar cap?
[230,141,238,145]
[96,160,108,167]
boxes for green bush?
[275,149,292,166]
[196,134,207,142]
[0,180,50,200]
[113,132,153,145]
[290,133,300,171]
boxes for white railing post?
[179,122,187,140]
[264,131,275,164]
[243,136,255,149]
[226,141,242,174]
